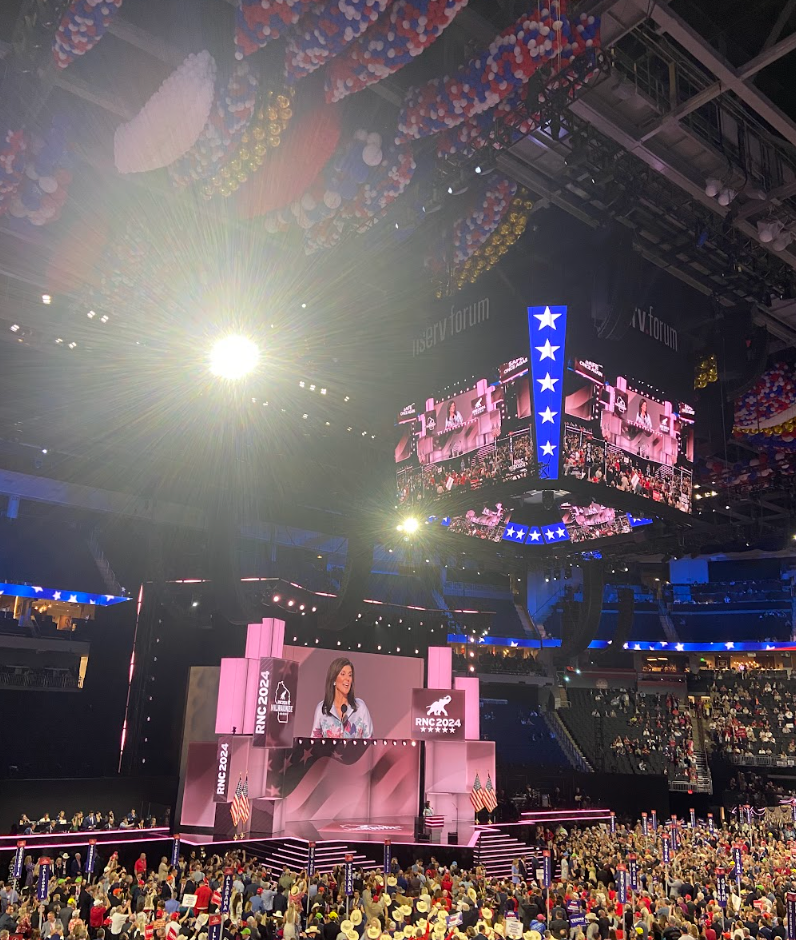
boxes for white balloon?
[38,176,58,194]
[362,143,382,166]
[114,51,217,174]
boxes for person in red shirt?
[134,854,147,877]
[194,881,212,915]
[89,899,107,931]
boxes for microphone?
[340,703,348,726]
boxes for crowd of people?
[707,672,796,762]
[723,770,796,810]
[588,691,696,782]
[562,428,692,513]
[397,430,534,507]
[3,813,796,940]
[13,810,159,835]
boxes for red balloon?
[235,102,341,219]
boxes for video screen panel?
[445,501,512,542]
[284,647,424,740]
[559,501,650,543]
[396,364,533,506]
[563,365,694,513]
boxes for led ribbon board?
[528,304,567,480]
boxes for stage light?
[100,315,109,323]
[399,517,420,534]
[9,324,18,332]
[42,294,51,304]
[475,166,482,174]
[311,606,316,612]
[287,600,295,607]
[273,595,281,602]
[209,335,259,379]
[704,178,721,198]
[301,303,307,309]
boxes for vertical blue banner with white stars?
[528,305,567,480]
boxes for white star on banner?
[676,643,684,652]
[32,586,43,593]
[53,591,61,601]
[556,527,566,538]
[537,373,558,392]
[506,527,515,538]
[535,339,560,361]
[540,441,557,456]
[534,307,561,330]
[725,641,735,649]
[539,406,558,424]
[529,530,541,542]
[68,594,78,604]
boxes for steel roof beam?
[628,0,796,151]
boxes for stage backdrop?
[283,646,424,740]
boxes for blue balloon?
[339,177,359,199]
[21,184,41,210]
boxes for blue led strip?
[542,523,570,544]
[526,526,543,545]
[0,582,129,606]
[447,634,796,653]
[501,522,528,543]
[527,305,567,480]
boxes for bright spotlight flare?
[209,335,259,379]
[397,517,420,534]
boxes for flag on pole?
[483,773,498,812]
[231,776,250,827]
[239,775,251,824]
[470,773,484,811]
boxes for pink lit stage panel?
[268,739,420,828]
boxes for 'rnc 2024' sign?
[252,657,299,748]
[410,688,466,741]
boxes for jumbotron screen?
[395,357,534,506]
[562,359,694,514]
[395,304,695,547]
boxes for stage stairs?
[474,827,550,879]
[247,838,380,874]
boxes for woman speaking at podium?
[311,657,373,739]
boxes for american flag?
[470,772,484,811]
[482,773,498,812]
[230,776,251,827]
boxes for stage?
[176,619,495,849]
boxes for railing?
[726,753,796,768]
[0,670,80,690]
[545,710,592,772]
